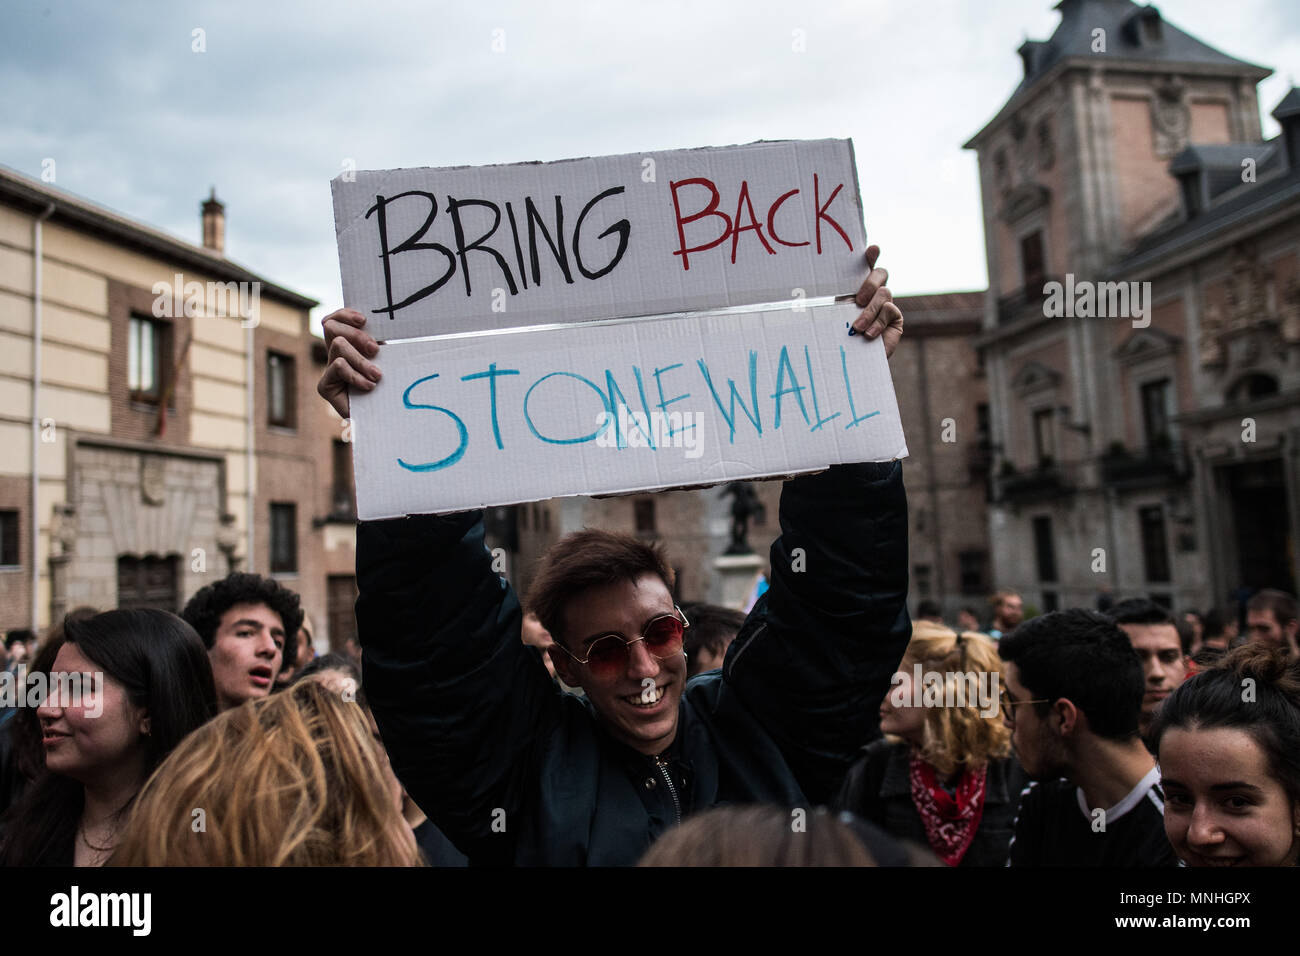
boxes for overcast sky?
[4,0,1296,331]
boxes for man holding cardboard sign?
[321,141,908,864]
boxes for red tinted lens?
[644,616,684,655]
[585,636,628,674]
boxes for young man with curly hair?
[182,573,304,711]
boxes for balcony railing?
[1099,441,1190,489]
[997,459,1076,504]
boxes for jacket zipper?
[655,755,681,824]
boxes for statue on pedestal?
[721,482,765,555]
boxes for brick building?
[966,0,1299,611]
[0,165,357,649]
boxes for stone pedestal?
[712,553,763,611]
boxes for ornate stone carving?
[1223,243,1269,333]
[1199,304,1225,367]
[1037,117,1055,170]
[1152,77,1190,158]
[1280,278,1300,345]
[140,455,166,506]
[50,504,78,558]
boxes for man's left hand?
[850,245,904,358]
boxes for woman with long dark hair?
[0,608,216,866]
[1153,644,1300,866]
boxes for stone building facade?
[965,0,1298,611]
[0,165,359,649]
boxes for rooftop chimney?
[201,187,225,255]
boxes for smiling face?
[208,602,285,711]
[1120,623,1187,737]
[548,573,685,756]
[37,643,149,786]
[1160,725,1300,867]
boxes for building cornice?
[0,164,319,310]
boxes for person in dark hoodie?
[316,246,910,866]
[836,622,1026,866]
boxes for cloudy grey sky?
[4,0,1297,330]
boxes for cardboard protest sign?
[348,301,908,520]
[332,139,866,339]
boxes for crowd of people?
[2,256,1298,868]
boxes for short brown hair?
[638,805,875,866]
[526,529,675,647]
[1248,589,1298,627]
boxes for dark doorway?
[117,555,179,612]
[1224,459,1295,593]
[327,574,359,652]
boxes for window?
[267,351,296,428]
[0,510,18,566]
[117,555,179,612]
[1041,591,1059,612]
[634,498,656,534]
[1227,373,1279,403]
[959,550,989,596]
[270,503,297,574]
[913,564,932,599]
[1020,231,1045,294]
[332,439,355,517]
[1033,516,1057,583]
[1139,505,1171,583]
[1033,408,1055,466]
[976,404,991,452]
[128,315,166,403]
[1140,379,1171,452]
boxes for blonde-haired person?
[110,680,422,866]
[835,622,1026,866]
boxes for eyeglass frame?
[1000,689,1054,724]
[549,606,691,670]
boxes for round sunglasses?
[550,607,690,679]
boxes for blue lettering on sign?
[652,364,693,440]
[697,351,762,444]
[397,373,469,472]
[524,371,612,444]
[840,345,880,428]
[461,363,520,449]
[770,345,810,430]
[394,340,883,469]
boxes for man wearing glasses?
[320,248,909,865]
[999,609,1178,867]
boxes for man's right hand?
[317,307,383,418]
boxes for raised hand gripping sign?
[332,139,908,519]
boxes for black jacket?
[356,460,910,865]
[835,738,1027,867]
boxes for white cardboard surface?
[349,302,908,519]
[332,139,865,340]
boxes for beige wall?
[0,196,322,632]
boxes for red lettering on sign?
[670,178,732,271]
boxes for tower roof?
[966,0,1271,148]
